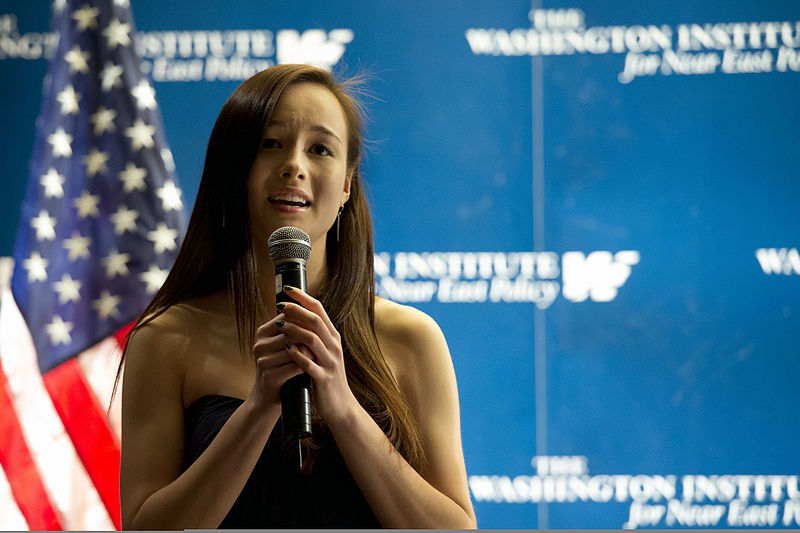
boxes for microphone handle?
[280,374,312,439]
[275,261,312,447]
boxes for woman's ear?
[342,168,353,203]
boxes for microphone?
[267,226,312,469]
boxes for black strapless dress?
[182,394,381,528]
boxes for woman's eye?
[261,138,281,149]
[310,144,332,156]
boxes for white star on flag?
[100,62,123,91]
[63,231,92,260]
[161,148,176,172]
[114,0,130,7]
[83,147,110,177]
[57,84,81,115]
[40,168,65,198]
[90,106,117,135]
[92,290,122,320]
[101,249,131,278]
[73,190,101,219]
[31,210,57,241]
[147,223,178,253]
[139,264,168,294]
[53,273,82,304]
[118,162,147,192]
[45,315,74,345]
[103,18,131,49]
[48,127,73,157]
[23,251,49,282]
[110,206,139,235]
[64,45,90,74]
[131,80,156,110]
[72,4,100,30]
[125,119,156,150]
[157,181,183,211]
[53,0,67,14]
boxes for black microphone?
[267,226,312,469]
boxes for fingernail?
[276,320,285,328]
[284,285,295,291]
[285,341,292,351]
[276,302,286,310]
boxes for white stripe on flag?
[0,288,113,530]
[0,464,28,530]
[0,257,27,530]
[78,337,123,441]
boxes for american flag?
[0,0,185,529]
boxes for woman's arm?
[277,290,476,528]
[120,313,298,530]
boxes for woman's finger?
[281,286,337,337]
[277,302,340,352]
[255,313,286,338]
[275,319,333,364]
[283,341,321,379]
[252,332,289,359]
[254,355,305,395]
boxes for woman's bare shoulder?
[126,293,229,366]
[134,291,228,335]
[123,308,191,386]
[374,296,444,344]
[373,297,451,380]
[129,304,192,348]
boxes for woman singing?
[119,64,476,529]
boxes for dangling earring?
[336,205,344,242]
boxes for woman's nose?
[279,148,306,180]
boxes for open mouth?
[268,194,311,208]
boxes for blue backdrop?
[2,1,799,528]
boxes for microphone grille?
[267,226,311,262]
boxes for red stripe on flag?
[113,321,135,351]
[0,357,63,530]
[43,358,121,530]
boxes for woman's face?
[247,82,351,250]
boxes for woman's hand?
[249,313,305,410]
[274,286,360,424]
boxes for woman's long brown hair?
[115,64,425,472]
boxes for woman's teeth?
[269,194,310,206]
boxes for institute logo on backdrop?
[755,247,800,276]
[137,27,353,80]
[374,250,640,308]
[465,7,800,84]
[0,12,353,79]
[470,455,800,529]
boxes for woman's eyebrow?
[265,121,343,145]
[310,125,343,145]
